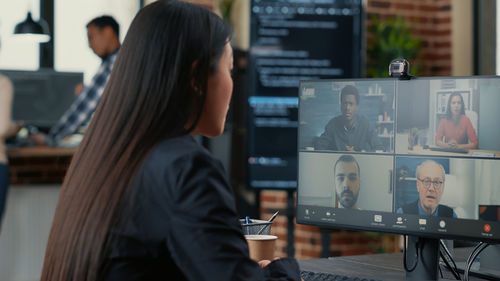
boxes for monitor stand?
[405,236,440,280]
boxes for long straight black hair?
[40,1,232,280]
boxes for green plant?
[366,16,422,78]
[219,0,234,23]
[364,232,400,253]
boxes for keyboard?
[300,270,380,281]
[429,147,469,154]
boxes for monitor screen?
[1,69,83,130]
[247,0,362,189]
[297,76,500,244]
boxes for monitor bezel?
[296,75,500,244]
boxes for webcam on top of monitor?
[389,58,413,80]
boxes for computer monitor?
[296,76,500,280]
[246,0,362,189]
[1,69,83,130]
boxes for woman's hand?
[257,257,281,268]
[258,258,304,281]
[257,260,271,268]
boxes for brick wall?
[366,0,452,76]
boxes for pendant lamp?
[14,12,51,43]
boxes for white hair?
[416,160,445,181]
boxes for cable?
[465,243,489,281]
[439,240,460,279]
[403,235,419,272]
[439,240,458,271]
[439,250,461,280]
[464,242,489,281]
[465,242,485,272]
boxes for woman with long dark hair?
[40,1,300,281]
[435,92,478,149]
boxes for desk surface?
[7,146,77,158]
[299,253,405,280]
[298,248,494,280]
[409,145,498,158]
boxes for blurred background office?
[0,1,138,280]
[0,0,137,78]
[0,0,499,281]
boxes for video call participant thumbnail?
[314,85,382,152]
[435,92,478,150]
[334,155,360,209]
[397,160,457,218]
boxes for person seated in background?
[30,15,121,147]
[333,155,361,209]
[39,1,300,281]
[435,92,478,150]
[0,74,23,228]
[314,85,382,152]
[397,160,457,218]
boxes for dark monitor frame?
[246,0,364,190]
[296,76,500,280]
[297,76,500,242]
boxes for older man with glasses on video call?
[397,160,457,218]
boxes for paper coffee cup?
[245,234,277,261]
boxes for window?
[0,0,41,70]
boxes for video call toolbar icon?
[396,217,408,225]
[419,218,427,225]
[439,220,446,228]
[374,215,382,223]
[484,224,492,233]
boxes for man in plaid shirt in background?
[30,16,120,147]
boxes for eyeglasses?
[417,178,443,189]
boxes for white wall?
[0,0,40,70]
[442,159,476,219]
[476,160,500,206]
[441,158,500,220]
[477,79,500,150]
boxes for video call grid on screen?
[296,77,500,242]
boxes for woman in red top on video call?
[435,92,478,150]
